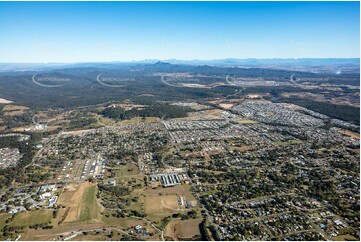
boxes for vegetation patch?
[102,104,191,120]
[10,209,52,227]
[79,185,99,222]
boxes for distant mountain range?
[0,58,359,73]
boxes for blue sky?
[0,1,359,63]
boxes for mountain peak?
[154,61,171,66]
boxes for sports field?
[145,194,180,214]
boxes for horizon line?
[0,57,360,65]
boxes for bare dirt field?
[164,219,202,240]
[2,105,28,111]
[219,103,235,109]
[339,129,359,139]
[231,145,254,152]
[0,98,12,104]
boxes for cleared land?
[2,104,29,116]
[143,185,197,227]
[145,194,180,214]
[339,129,359,139]
[115,163,140,177]
[219,103,235,109]
[0,213,11,230]
[10,209,53,227]
[164,219,202,240]
[57,182,100,223]
[231,145,253,152]
[0,98,12,104]
[333,234,359,241]
[114,163,145,186]
[235,119,258,124]
[145,185,196,202]
[102,215,145,228]
[2,105,28,111]
[79,185,99,221]
[144,185,196,215]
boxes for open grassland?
[10,209,53,227]
[145,185,196,202]
[164,219,202,240]
[113,163,146,192]
[173,108,223,121]
[143,185,197,226]
[79,185,99,221]
[0,214,11,230]
[2,105,29,116]
[23,222,108,241]
[116,117,161,125]
[21,183,196,240]
[102,213,145,228]
[115,163,140,177]
[22,209,144,240]
[333,234,359,241]
[235,119,258,124]
[145,194,180,214]
[22,183,101,240]
[2,105,28,111]
[57,182,100,223]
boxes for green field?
[79,185,98,221]
[10,210,53,227]
[0,213,11,230]
[115,163,137,176]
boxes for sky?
[0,1,359,63]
